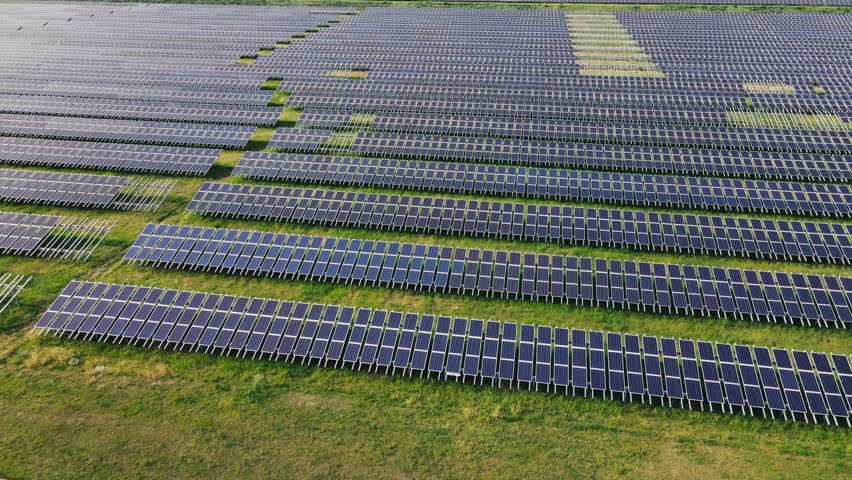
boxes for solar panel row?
[0,95,283,126]
[249,146,852,218]
[0,71,270,89]
[339,112,852,154]
[0,211,60,255]
[0,136,218,176]
[297,105,730,129]
[34,280,852,425]
[278,70,849,93]
[188,182,852,265]
[0,168,174,211]
[0,81,275,107]
[233,152,846,200]
[234,146,852,190]
[281,78,815,102]
[284,93,847,122]
[301,112,852,182]
[0,212,114,261]
[350,131,851,176]
[285,70,852,101]
[0,114,255,149]
[124,224,851,328]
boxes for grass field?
[1,1,850,479]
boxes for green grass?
[1,330,850,480]
[268,91,290,107]
[260,78,282,90]
[3,331,849,480]
[327,69,370,80]
[279,106,303,123]
[1,2,850,479]
[349,112,376,126]
[327,130,358,147]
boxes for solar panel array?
[34,280,852,425]
[0,114,256,149]
[0,168,174,212]
[189,182,852,264]
[125,224,851,328]
[330,119,852,155]
[0,137,218,176]
[9,3,851,427]
[0,3,353,275]
[0,95,283,126]
[0,211,114,261]
[236,149,852,184]
[0,2,350,176]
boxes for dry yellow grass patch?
[349,113,376,126]
[141,362,171,381]
[743,82,795,94]
[581,68,666,77]
[328,131,358,148]
[569,12,665,78]
[573,44,644,51]
[21,345,76,368]
[576,58,659,68]
[574,50,650,60]
[327,69,369,80]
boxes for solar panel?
[190,181,851,266]
[410,314,434,377]
[326,306,354,367]
[572,329,588,393]
[427,315,452,375]
[810,352,849,425]
[792,350,830,422]
[480,320,500,384]
[132,224,850,328]
[498,322,517,382]
[358,310,387,370]
[392,312,419,374]
[40,280,848,423]
[445,317,467,378]
[342,308,372,367]
[673,338,701,405]
[773,348,809,418]
[517,324,535,387]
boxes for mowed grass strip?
[0,328,849,480]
